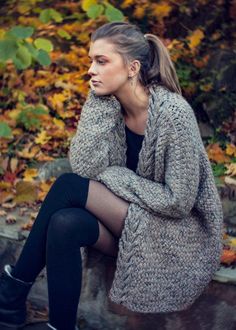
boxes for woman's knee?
[54,173,84,188]
[47,208,99,247]
[49,173,90,207]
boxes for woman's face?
[88,39,130,96]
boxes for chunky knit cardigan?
[69,84,223,313]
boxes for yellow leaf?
[0,182,12,189]
[12,128,24,136]
[38,179,55,201]
[187,29,204,49]
[35,131,51,145]
[152,2,172,18]
[17,145,40,159]
[8,109,21,120]
[201,83,213,92]
[53,118,65,129]
[78,32,90,43]
[23,168,38,182]
[0,29,5,40]
[226,143,236,157]
[81,0,97,11]
[14,181,37,204]
[48,93,67,111]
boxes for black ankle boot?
[0,264,34,328]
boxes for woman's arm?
[69,89,121,180]
[95,104,201,219]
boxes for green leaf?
[104,4,124,22]
[13,45,32,69]
[34,38,53,52]
[0,122,12,138]
[9,26,34,39]
[0,39,18,61]
[25,42,39,59]
[33,106,48,115]
[39,9,51,23]
[57,29,71,40]
[36,49,51,66]
[87,4,104,19]
[39,9,63,23]
[211,163,227,177]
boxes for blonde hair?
[91,21,181,95]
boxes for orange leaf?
[206,143,231,164]
[220,249,236,265]
[187,29,204,49]
[0,191,14,204]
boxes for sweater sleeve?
[95,107,200,219]
[69,90,121,180]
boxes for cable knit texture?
[69,84,223,313]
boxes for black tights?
[11,173,100,330]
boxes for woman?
[0,21,223,330]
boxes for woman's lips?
[91,80,101,85]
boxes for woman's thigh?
[92,221,120,257]
[85,179,130,238]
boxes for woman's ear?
[128,59,141,78]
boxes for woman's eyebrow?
[88,54,108,59]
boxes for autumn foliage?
[0,0,235,248]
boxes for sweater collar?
[114,84,170,178]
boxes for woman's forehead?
[89,39,117,58]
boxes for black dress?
[125,125,144,172]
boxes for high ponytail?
[91,22,181,95]
[144,34,181,94]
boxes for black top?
[125,125,144,172]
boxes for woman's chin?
[92,88,111,97]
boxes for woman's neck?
[115,83,150,120]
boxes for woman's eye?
[89,59,105,65]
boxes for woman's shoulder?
[153,85,197,126]
[152,85,191,112]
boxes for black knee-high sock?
[46,208,99,330]
[12,173,90,283]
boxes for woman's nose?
[88,62,96,76]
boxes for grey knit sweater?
[69,84,223,313]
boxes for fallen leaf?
[14,181,37,204]
[6,214,17,224]
[2,202,16,209]
[0,209,7,216]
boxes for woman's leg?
[46,204,127,330]
[85,179,130,253]
[9,172,129,329]
[46,180,130,330]
[46,208,99,330]
[11,173,90,282]
[12,174,129,281]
